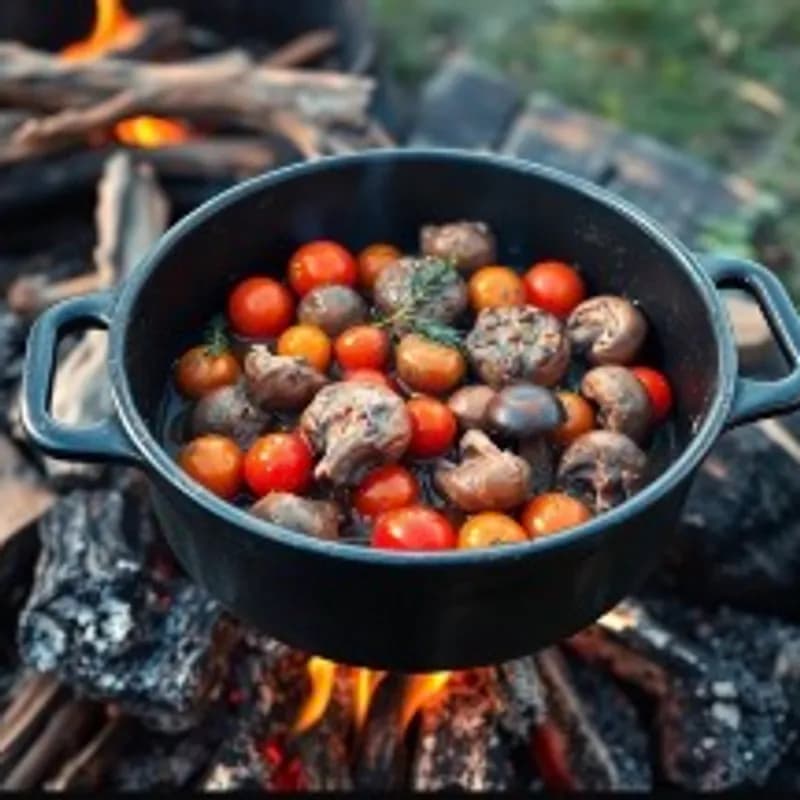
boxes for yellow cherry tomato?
[277,324,332,372]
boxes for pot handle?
[700,254,800,428]
[21,291,140,464]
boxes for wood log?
[100,10,189,62]
[263,29,338,69]
[354,677,406,790]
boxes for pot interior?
[123,154,722,486]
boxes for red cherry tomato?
[179,435,243,499]
[406,396,457,458]
[344,368,397,391]
[371,505,457,551]
[288,240,358,296]
[354,465,420,518]
[244,432,313,497]
[227,277,295,338]
[335,325,390,371]
[631,366,673,422]
[523,261,586,318]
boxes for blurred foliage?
[373,0,800,291]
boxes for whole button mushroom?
[447,385,497,431]
[466,306,570,388]
[487,384,565,438]
[567,295,647,365]
[191,381,270,450]
[244,345,328,411]
[420,220,496,273]
[250,492,340,540]
[581,366,651,443]
[556,430,647,513]
[298,285,367,337]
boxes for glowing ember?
[352,668,387,732]
[399,671,452,734]
[597,605,637,632]
[60,0,191,147]
[293,657,337,734]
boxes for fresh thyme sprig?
[203,314,231,356]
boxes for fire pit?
[1,0,800,793]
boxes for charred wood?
[263,29,338,69]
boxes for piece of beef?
[244,345,327,411]
[250,493,340,540]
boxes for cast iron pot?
[21,150,800,671]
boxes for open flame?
[60,0,191,148]
[353,668,387,732]
[293,657,337,735]
[398,672,452,734]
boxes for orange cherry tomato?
[458,512,529,549]
[277,324,331,372]
[288,240,358,296]
[631,366,673,422]
[354,465,420,518]
[371,505,457,551]
[358,243,401,290]
[551,391,596,446]
[179,434,243,499]
[335,325,390,371]
[174,346,240,399]
[523,261,586,318]
[227,276,295,338]
[244,432,313,497]
[406,396,457,458]
[395,334,465,395]
[468,266,526,311]
[521,493,592,538]
[344,368,397,391]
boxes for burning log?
[569,600,791,790]
[17,488,232,731]
[411,670,516,792]
[263,29,338,69]
[96,10,189,62]
[0,44,375,164]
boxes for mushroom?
[244,345,328,411]
[300,382,411,486]
[447,385,497,431]
[567,295,647,365]
[250,492,340,540]
[434,430,531,512]
[581,366,651,443]
[297,285,367,337]
[556,430,647,513]
[420,220,497,273]
[191,381,270,450]
[487,384,565,438]
[373,256,467,334]
[465,306,570,387]
[519,437,555,495]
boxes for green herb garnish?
[203,314,231,356]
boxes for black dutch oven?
[21,150,800,671]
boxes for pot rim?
[108,148,738,566]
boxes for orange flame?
[352,668,387,732]
[60,0,191,148]
[399,672,452,734]
[293,657,337,735]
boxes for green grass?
[373,0,800,291]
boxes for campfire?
[0,0,799,793]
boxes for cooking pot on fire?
[21,150,800,671]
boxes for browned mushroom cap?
[420,220,496,273]
[250,492,340,540]
[519,437,555,495]
[465,306,570,387]
[556,430,647,513]
[244,345,328,411]
[581,366,651,443]
[434,430,531,512]
[297,285,367,337]
[191,381,270,450]
[447,385,497,431]
[487,384,565,438]
[567,295,647,365]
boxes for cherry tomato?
[521,493,592,538]
[551,391,596,446]
[277,324,331,372]
[523,261,586,318]
[371,505,457,550]
[406,396,457,458]
[244,432,313,497]
[354,465,420,518]
[179,434,243,499]
[288,240,358,296]
[227,277,295,338]
[631,366,673,422]
[468,266,526,311]
[175,346,240,399]
[458,512,529,548]
[335,325,390,371]
[344,368,397,391]
[396,334,465,395]
[358,243,401,290]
